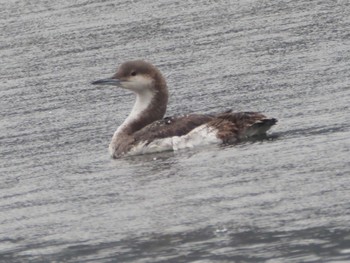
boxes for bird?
[92,60,277,158]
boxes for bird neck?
[117,86,168,135]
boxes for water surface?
[1,0,350,262]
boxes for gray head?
[92,60,168,95]
[92,60,169,135]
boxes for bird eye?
[131,71,137,76]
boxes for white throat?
[116,89,155,134]
[109,89,155,156]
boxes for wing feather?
[133,114,213,143]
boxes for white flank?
[127,138,173,156]
[172,124,222,150]
[125,124,222,156]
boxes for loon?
[92,60,277,158]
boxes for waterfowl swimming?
[92,60,277,158]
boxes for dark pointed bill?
[91,78,122,86]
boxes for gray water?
[1,0,350,262]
